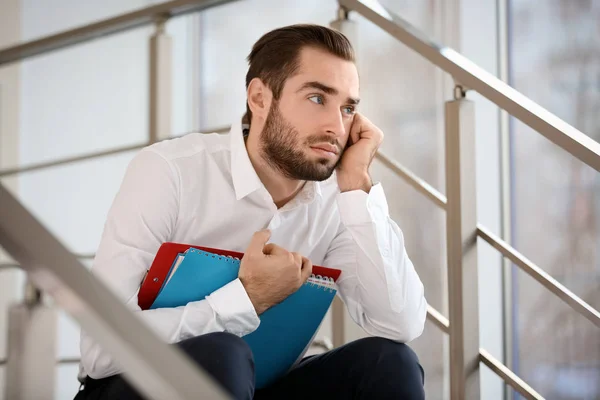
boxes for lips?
[310,143,339,154]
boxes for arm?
[323,183,427,342]
[80,149,259,379]
[329,112,427,342]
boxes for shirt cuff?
[336,183,389,226]
[205,278,260,336]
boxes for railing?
[0,184,230,400]
[334,1,600,400]
[0,1,237,399]
[0,0,598,399]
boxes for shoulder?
[143,132,231,163]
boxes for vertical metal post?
[497,0,514,398]
[149,14,172,144]
[5,283,57,400]
[446,85,480,399]
[330,6,359,51]
[331,297,345,348]
[329,5,358,349]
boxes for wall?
[510,1,600,398]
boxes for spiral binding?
[307,274,336,293]
[188,248,336,292]
[188,248,240,263]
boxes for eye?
[342,106,355,115]
[308,95,324,105]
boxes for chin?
[312,165,337,181]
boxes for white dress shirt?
[78,118,427,381]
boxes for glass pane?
[509,0,600,398]
[57,311,81,361]
[20,0,162,41]
[18,27,150,167]
[411,320,449,399]
[514,267,600,398]
[17,151,138,255]
[56,364,81,400]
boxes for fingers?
[247,229,271,255]
[349,112,364,144]
[291,252,303,267]
[263,242,288,256]
[300,256,313,282]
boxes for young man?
[76,24,427,400]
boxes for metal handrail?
[0,262,20,270]
[0,0,238,67]
[0,126,230,178]
[477,225,600,328]
[480,349,544,400]
[375,149,600,328]
[426,305,449,334]
[1,357,81,366]
[2,301,544,399]
[339,0,600,172]
[375,150,447,209]
[0,183,229,400]
[377,146,600,329]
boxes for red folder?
[138,242,342,310]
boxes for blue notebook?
[149,248,338,389]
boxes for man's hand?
[337,113,383,193]
[239,230,313,315]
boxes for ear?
[247,78,272,123]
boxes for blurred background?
[0,0,598,399]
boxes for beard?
[260,102,342,181]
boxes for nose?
[325,109,346,139]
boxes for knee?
[180,332,252,361]
[177,332,255,400]
[350,337,425,400]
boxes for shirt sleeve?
[323,183,427,342]
[79,149,260,380]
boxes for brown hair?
[244,24,355,124]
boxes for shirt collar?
[229,117,323,204]
[230,118,263,200]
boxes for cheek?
[339,135,350,150]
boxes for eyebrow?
[297,81,360,105]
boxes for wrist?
[239,276,268,315]
[338,170,373,193]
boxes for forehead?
[286,46,359,97]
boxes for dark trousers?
[76,332,425,400]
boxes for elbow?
[81,349,120,380]
[402,294,427,342]
[80,333,119,380]
[400,311,426,343]
[388,295,428,343]
[80,342,103,380]
[360,299,427,343]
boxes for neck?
[245,127,305,209]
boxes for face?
[259,46,360,181]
